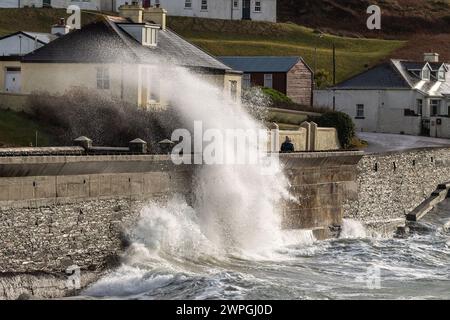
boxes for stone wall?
[344,147,450,223]
[0,93,29,112]
[0,151,362,298]
[271,122,341,152]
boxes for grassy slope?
[0,8,99,146]
[168,17,405,82]
[0,8,99,36]
[0,109,52,147]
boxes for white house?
[1,0,277,21]
[0,31,56,56]
[314,53,450,138]
[115,0,277,22]
[0,0,116,11]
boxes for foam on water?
[340,219,368,239]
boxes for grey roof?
[22,16,231,72]
[333,62,410,89]
[332,59,450,97]
[22,32,57,44]
[217,56,302,73]
[0,31,56,45]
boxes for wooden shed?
[218,56,313,106]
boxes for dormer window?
[422,67,430,80]
[143,26,158,46]
[118,23,158,47]
[438,67,446,81]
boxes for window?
[154,0,160,5]
[144,27,157,46]
[264,74,273,88]
[439,70,446,81]
[431,99,441,116]
[242,74,251,88]
[233,0,239,9]
[184,0,192,9]
[150,72,161,103]
[417,99,423,115]
[96,67,110,90]
[230,80,238,102]
[201,0,208,11]
[255,1,261,12]
[356,104,364,118]
[422,68,430,80]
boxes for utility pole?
[332,42,336,85]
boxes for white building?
[0,31,56,56]
[314,53,450,138]
[0,0,115,11]
[1,0,277,22]
[116,0,277,22]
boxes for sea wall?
[344,147,450,223]
[0,151,362,298]
[280,152,362,239]
[0,154,193,299]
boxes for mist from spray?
[134,66,294,258]
[81,35,310,297]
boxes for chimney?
[118,2,144,23]
[424,53,439,63]
[51,17,72,36]
[143,6,167,30]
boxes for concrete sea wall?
[0,151,362,298]
[0,154,193,299]
[2,147,450,298]
[280,152,362,239]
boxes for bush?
[314,69,332,89]
[310,111,355,148]
[27,88,182,152]
[261,87,294,105]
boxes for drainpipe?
[230,0,233,20]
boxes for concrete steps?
[395,182,450,237]
[406,183,450,222]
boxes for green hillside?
[0,8,99,36]
[168,17,406,83]
[0,109,52,147]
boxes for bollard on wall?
[129,138,147,154]
[158,139,175,154]
[73,136,92,150]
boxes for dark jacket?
[280,141,294,153]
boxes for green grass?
[268,110,309,126]
[0,8,99,36]
[0,109,52,147]
[168,17,406,82]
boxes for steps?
[406,183,450,222]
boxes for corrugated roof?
[217,56,301,72]
[22,16,231,71]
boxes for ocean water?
[79,200,450,300]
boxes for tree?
[314,69,332,89]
